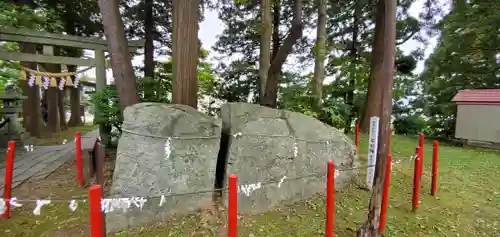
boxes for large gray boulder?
[106,103,221,233]
[219,103,357,214]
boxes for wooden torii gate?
[0,27,143,140]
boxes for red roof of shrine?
[452,89,500,105]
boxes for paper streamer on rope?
[73,75,80,88]
[58,78,65,90]
[159,195,166,207]
[28,72,35,87]
[20,69,83,90]
[69,200,78,211]
[164,137,172,159]
[24,145,34,152]
[10,197,22,208]
[101,197,148,214]
[33,200,51,215]
[0,198,6,215]
[42,76,50,89]
[277,176,287,188]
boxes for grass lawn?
[0,133,499,237]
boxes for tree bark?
[312,0,327,110]
[271,1,280,61]
[359,0,386,133]
[144,0,155,79]
[172,0,200,108]
[51,48,67,131]
[67,65,83,126]
[356,0,396,236]
[98,0,140,111]
[19,43,43,137]
[345,1,360,134]
[47,85,60,133]
[259,0,272,100]
[260,0,303,108]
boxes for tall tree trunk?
[271,1,280,61]
[172,0,200,108]
[16,0,43,137]
[259,0,272,100]
[344,1,360,134]
[47,85,60,133]
[98,0,140,111]
[312,0,327,111]
[67,65,83,126]
[144,0,155,79]
[54,49,67,131]
[359,1,386,132]
[260,0,303,108]
[356,0,396,236]
[19,43,43,137]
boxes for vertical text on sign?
[366,116,380,189]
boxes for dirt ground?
[0,148,116,237]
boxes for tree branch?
[269,0,303,72]
[396,31,417,45]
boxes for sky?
[83,0,444,83]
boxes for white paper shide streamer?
[42,76,50,89]
[293,142,299,157]
[58,78,65,90]
[69,200,78,211]
[366,116,380,189]
[24,144,34,152]
[238,182,262,196]
[164,137,172,159]
[0,198,23,215]
[28,73,35,87]
[33,200,51,215]
[10,197,22,208]
[73,75,80,88]
[0,198,6,215]
[101,197,148,214]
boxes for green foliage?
[0,1,62,31]
[393,115,426,135]
[0,1,65,94]
[419,1,500,137]
[93,57,218,140]
[92,85,122,131]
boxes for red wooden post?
[1,141,16,219]
[325,160,335,237]
[379,154,392,232]
[419,133,424,177]
[355,124,360,153]
[228,174,238,237]
[89,185,104,237]
[412,147,421,212]
[431,141,439,196]
[418,144,423,178]
[75,132,83,186]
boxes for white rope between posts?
[0,165,371,216]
